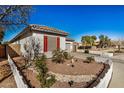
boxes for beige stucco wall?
[60,36,66,50]
[12,32,33,55]
[12,31,66,58]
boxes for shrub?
[84,49,89,54]
[52,49,65,63]
[78,46,84,49]
[68,80,74,87]
[63,52,73,60]
[85,56,95,63]
[35,54,56,88]
[52,49,73,63]
[71,64,74,67]
[78,46,92,49]
[114,50,123,53]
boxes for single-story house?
[10,24,69,57]
[66,38,78,52]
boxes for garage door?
[66,43,71,52]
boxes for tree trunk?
[118,45,121,52]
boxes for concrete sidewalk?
[109,61,124,88]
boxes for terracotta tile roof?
[10,24,68,43]
[30,24,68,36]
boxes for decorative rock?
[48,71,96,82]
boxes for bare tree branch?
[0,5,32,42]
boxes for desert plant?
[63,52,73,60]
[84,49,89,54]
[52,49,73,63]
[86,56,95,63]
[63,52,69,59]
[68,80,74,87]
[114,50,123,53]
[52,49,65,63]
[35,54,56,88]
[71,64,75,67]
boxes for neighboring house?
[10,24,68,57]
[66,38,78,52]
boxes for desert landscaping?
[1,5,124,88]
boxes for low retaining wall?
[93,57,113,88]
[8,55,28,88]
[77,49,113,57]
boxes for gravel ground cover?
[0,59,17,88]
[12,57,105,88]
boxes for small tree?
[98,35,111,48]
[23,37,41,68]
[0,5,32,43]
[35,54,56,88]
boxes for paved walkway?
[72,52,124,88]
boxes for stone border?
[48,56,113,88]
[94,63,113,88]
[48,71,96,82]
[93,57,113,88]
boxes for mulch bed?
[22,69,41,88]
[13,57,40,88]
[0,62,11,81]
[0,60,17,88]
[0,74,17,88]
[85,64,110,88]
[46,59,104,75]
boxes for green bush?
[52,49,73,63]
[114,50,123,53]
[52,49,65,63]
[68,80,74,87]
[35,54,56,88]
[84,49,89,54]
[63,52,73,60]
[85,56,95,63]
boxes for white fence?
[93,56,113,88]
[8,55,28,88]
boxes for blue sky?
[4,5,124,42]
